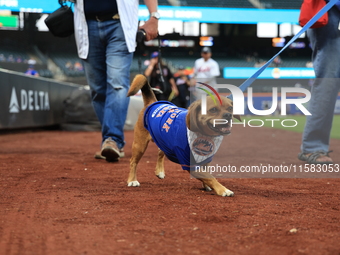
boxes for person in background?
[0,54,5,62]
[192,46,220,86]
[173,65,190,108]
[298,5,340,164]
[73,0,159,162]
[272,55,282,67]
[191,47,220,102]
[74,61,84,71]
[25,65,39,77]
[65,61,73,70]
[144,51,178,101]
[7,54,15,62]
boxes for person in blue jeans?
[73,0,159,162]
[298,5,340,164]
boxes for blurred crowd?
[0,53,29,64]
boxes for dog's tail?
[127,74,157,106]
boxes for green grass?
[242,115,340,139]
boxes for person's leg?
[101,20,133,149]
[82,20,107,126]
[177,84,188,108]
[82,19,133,161]
[300,7,340,161]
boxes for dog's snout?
[223,113,232,119]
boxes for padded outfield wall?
[0,68,81,129]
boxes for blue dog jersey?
[144,101,223,171]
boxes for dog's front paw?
[222,189,234,197]
[128,181,140,187]
[156,172,165,179]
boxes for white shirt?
[194,58,220,85]
[74,0,139,59]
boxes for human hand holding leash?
[139,18,158,41]
[140,0,159,41]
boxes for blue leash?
[228,0,339,97]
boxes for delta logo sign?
[8,87,50,113]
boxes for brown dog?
[127,74,240,197]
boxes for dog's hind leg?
[128,126,151,187]
[155,148,165,179]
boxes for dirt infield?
[1,126,340,255]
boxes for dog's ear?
[186,100,201,132]
[233,115,242,122]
